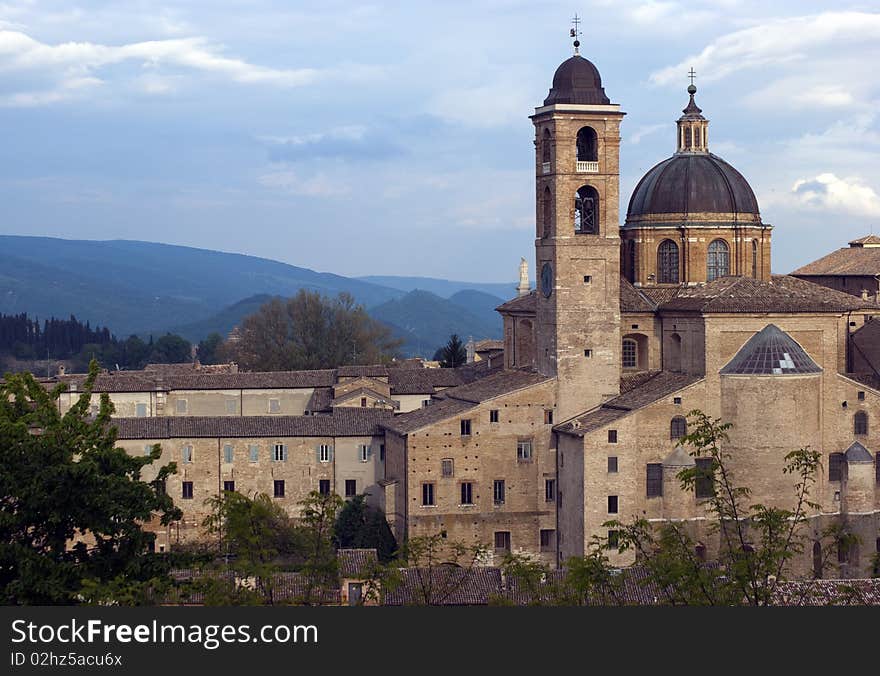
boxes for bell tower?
[532,29,624,421]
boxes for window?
[269,398,281,413]
[319,444,331,463]
[574,185,599,234]
[490,409,499,423]
[545,478,556,502]
[707,239,730,281]
[541,128,552,164]
[608,456,618,473]
[274,480,285,498]
[583,275,593,284]
[540,529,555,552]
[441,458,454,477]
[460,419,472,436]
[175,399,187,414]
[670,416,688,440]
[627,240,637,282]
[249,444,259,463]
[576,126,598,161]
[684,126,692,149]
[360,397,367,407]
[223,444,234,463]
[379,444,385,462]
[494,531,511,553]
[273,443,287,462]
[858,391,866,401]
[607,495,618,514]
[345,479,357,497]
[225,399,237,414]
[493,480,506,505]
[622,338,637,369]
[751,239,758,278]
[422,482,435,506]
[657,239,679,284]
[584,349,593,358]
[517,440,533,462]
[319,479,330,496]
[223,480,235,493]
[829,452,845,482]
[136,403,148,417]
[182,481,193,500]
[607,530,619,548]
[695,457,714,498]
[143,444,153,457]
[854,411,868,435]
[359,444,371,463]
[182,445,193,464]
[646,463,663,498]
[673,397,682,405]
[460,482,473,505]
[544,409,553,424]
[608,430,618,444]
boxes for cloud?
[651,11,880,86]
[628,123,666,145]
[790,173,880,218]
[257,168,350,198]
[0,28,323,105]
[261,125,403,162]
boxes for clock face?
[541,262,553,298]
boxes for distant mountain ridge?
[0,236,510,357]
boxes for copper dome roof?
[543,55,610,106]
[626,152,760,224]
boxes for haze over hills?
[0,236,508,357]
[357,275,518,300]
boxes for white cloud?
[257,168,349,198]
[789,173,880,218]
[628,123,666,144]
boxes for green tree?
[435,334,467,368]
[0,360,181,605]
[597,410,848,606]
[196,332,224,365]
[223,291,401,371]
[333,494,398,562]
[148,334,192,364]
[298,491,344,604]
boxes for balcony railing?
[541,162,551,174]
[576,161,599,173]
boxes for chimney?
[862,289,870,301]
[57,364,66,377]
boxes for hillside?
[369,289,503,357]
[357,275,516,300]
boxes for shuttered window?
[273,443,287,462]
[318,444,332,463]
[223,444,234,463]
[249,444,259,463]
[460,482,473,505]
[493,480,505,505]
[422,482,435,506]
[646,463,663,497]
[182,445,193,464]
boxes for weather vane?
[570,14,582,55]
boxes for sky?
[1,1,879,282]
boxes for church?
[383,43,880,578]
[59,39,880,580]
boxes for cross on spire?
[570,14,582,55]
[688,67,697,86]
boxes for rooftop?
[719,324,822,376]
[792,241,880,276]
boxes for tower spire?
[570,14,582,55]
[676,67,709,153]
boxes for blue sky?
[1,1,879,282]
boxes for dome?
[626,153,760,225]
[543,55,610,106]
[719,324,821,376]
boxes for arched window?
[854,410,868,435]
[576,126,598,162]
[542,187,552,238]
[541,128,551,164]
[657,239,679,284]
[752,240,758,278]
[670,416,687,440]
[627,240,637,282]
[622,338,637,369]
[684,126,692,149]
[694,127,702,149]
[575,185,599,234]
[812,541,823,579]
[707,239,730,281]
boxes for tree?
[0,360,182,604]
[298,491,344,604]
[395,534,489,605]
[222,291,401,371]
[196,332,224,365]
[596,410,849,606]
[333,494,398,562]
[435,334,467,368]
[148,334,192,364]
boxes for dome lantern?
[677,70,709,153]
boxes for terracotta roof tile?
[620,276,657,312]
[338,549,379,578]
[556,371,703,436]
[496,291,536,314]
[113,408,391,439]
[792,244,880,275]
[436,368,551,404]
[381,398,476,435]
[382,567,503,605]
